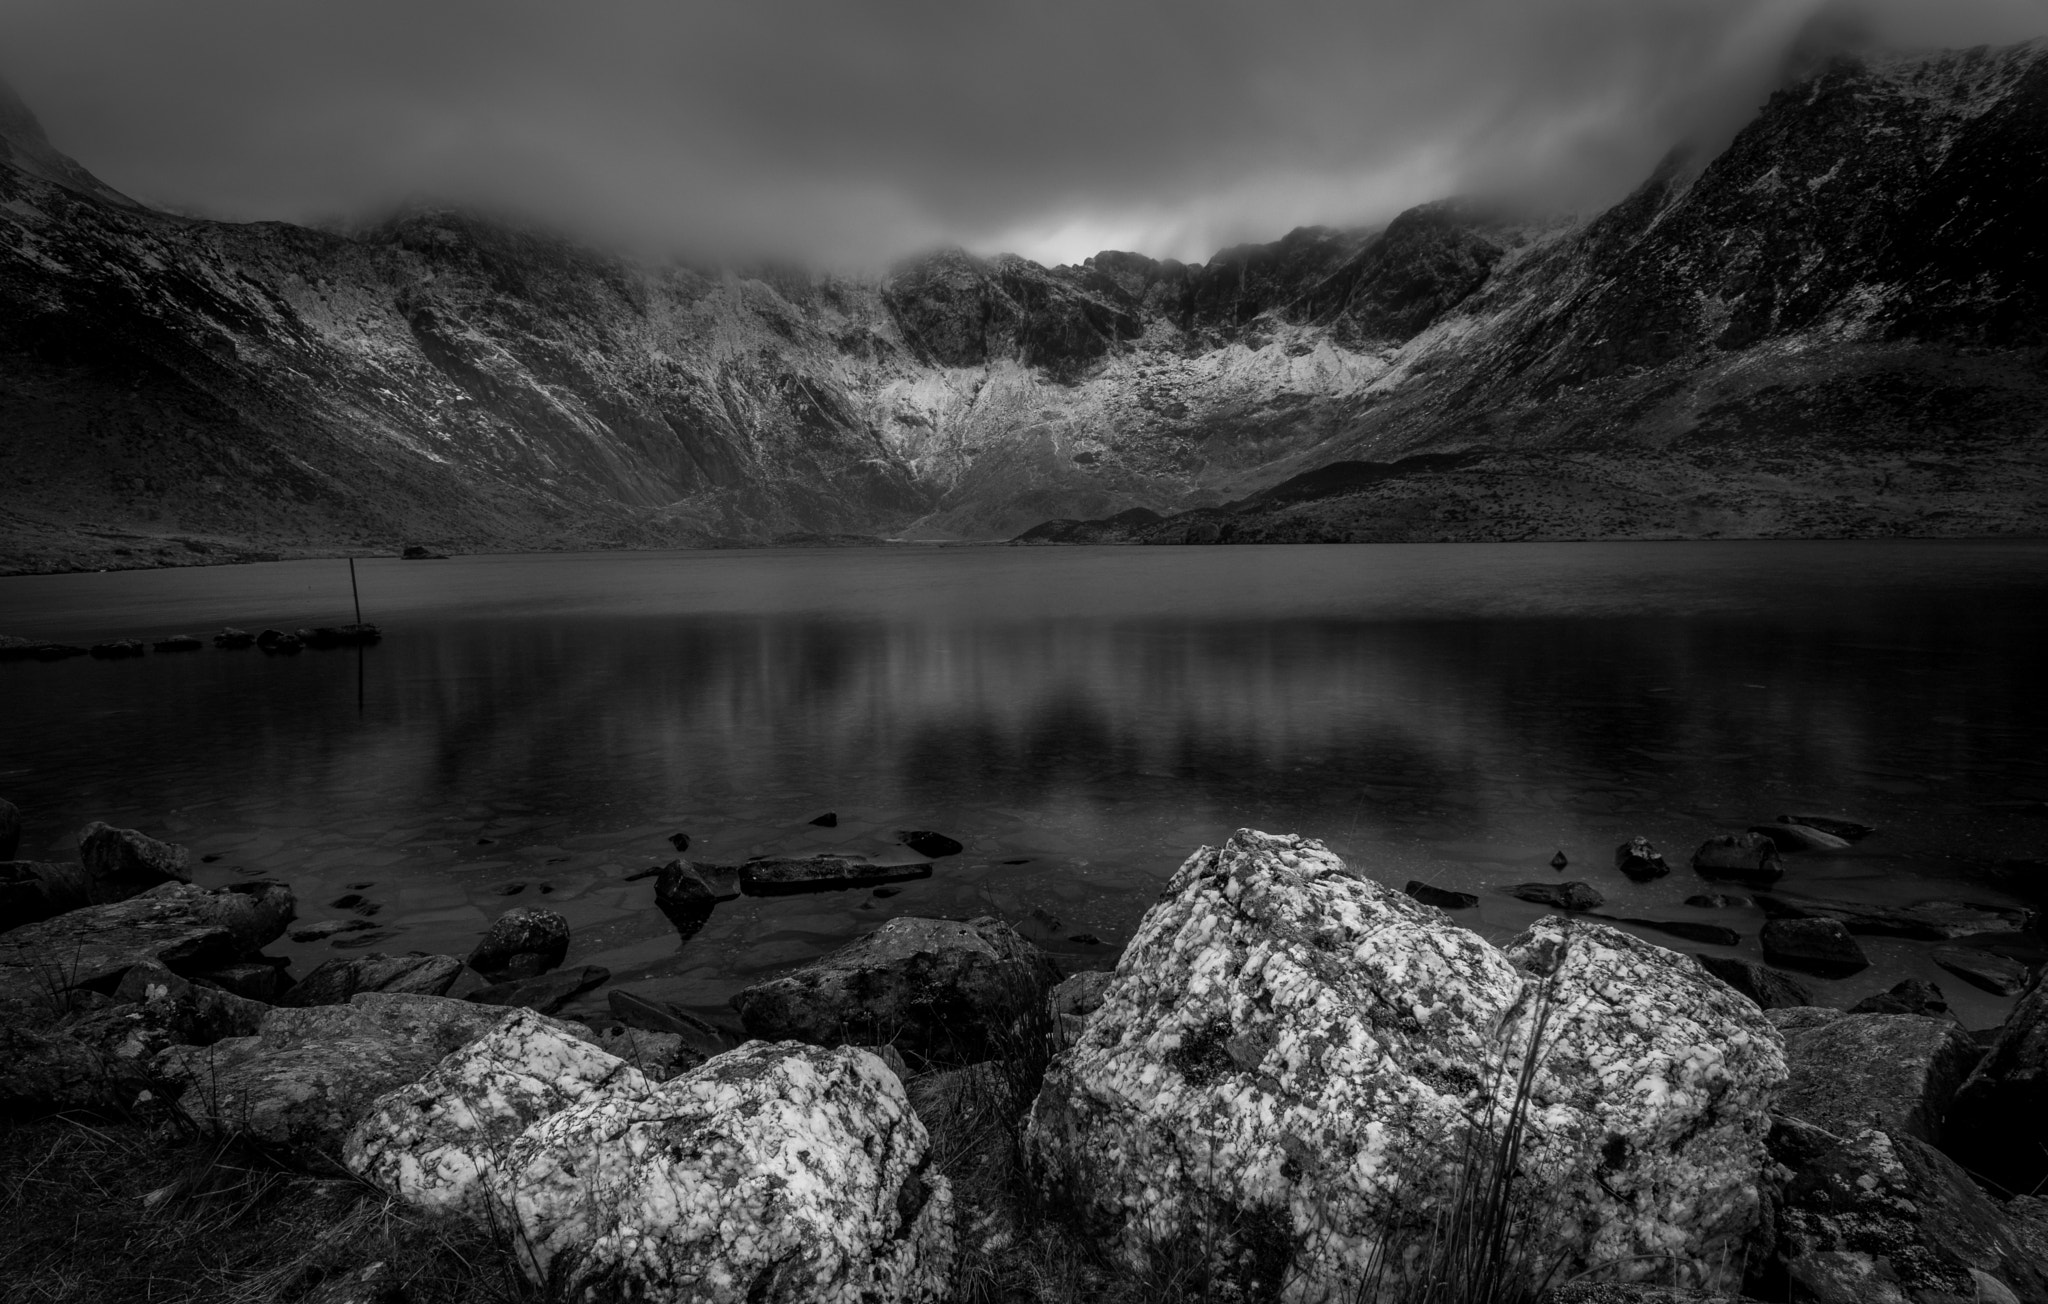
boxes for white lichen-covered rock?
[1024,829,1785,1301]
[342,1009,650,1217]
[501,1041,953,1303]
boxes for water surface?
[4,541,2045,1028]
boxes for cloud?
[2,0,2042,267]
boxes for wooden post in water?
[348,556,363,625]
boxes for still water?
[4,541,2046,1029]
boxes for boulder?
[1774,1013,1980,1145]
[0,881,294,1020]
[1404,880,1478,910]
[0,798,18,860]
[213,627,255,648]
[732,915,1060,1061]
[1757,894,2033,941]
[343,1009,649,1218]
[897,830,964,858]
[1946,972,2048,1196]
[281,953,464,1007]
[1048,969,1116,1049]
[1024,830,1785,1300]
[466,907,569,980]
[1849,979,1949,1017]
[153,992,522,1162]
[1695,955,1816,1010]
[1772,1123,2047,1304]
[1749,823,1851,853]
[734,853,933,896]
[1760,918,1869,977]
[498,1042,954,1303]
[1932,947,2031,997]
[1508,880,1604,911]
[1691,833,1784,885]
[1614,835,1671,881]
[77,822,192,899]
[467,964,609,1015]
[152,634,204,652]
[89,639,145,659]
[653,858,737,938]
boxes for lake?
[4,540,2046,1030]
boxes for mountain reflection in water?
[3,541,2045,1027]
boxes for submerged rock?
[466,907,569,980]
[732,915,1059,1061]
[1404,880,1478,910]
[1777,814,1876,842]
[281,953,465,1007]
[499,1042,954,1303]
[896,830,964,858]
[1758,894,2034,941]
[1691,832,1784,885]
[1774,1012,1980,1145]
[1614,835,1671,881]
[1507,880,1604,911]
[1695,955,1815,1011]
[1946,971,2048,1196]
[344,1008,648,1218]
[152,634,204,652]
[1931,946,2031,997]
[734,853,933,896]
[1760,918,1869,977]
[1749,823,1851,853]
[1024,830,1784,1300]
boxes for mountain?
[3,40,2046,574]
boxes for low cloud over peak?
[3,0,2043,268]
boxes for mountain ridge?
[2,40,2045,574]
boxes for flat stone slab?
[1931,946,2032,997]
[1757,893,2034,941]
[732,854,933,896]
[0,881,292,1017]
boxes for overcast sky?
[1,0,2043,267]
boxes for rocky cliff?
[3,40,2045,573]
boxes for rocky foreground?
[7,40,2048,573]
[4,814,2048,1302]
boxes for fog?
[2,0,2042,266]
